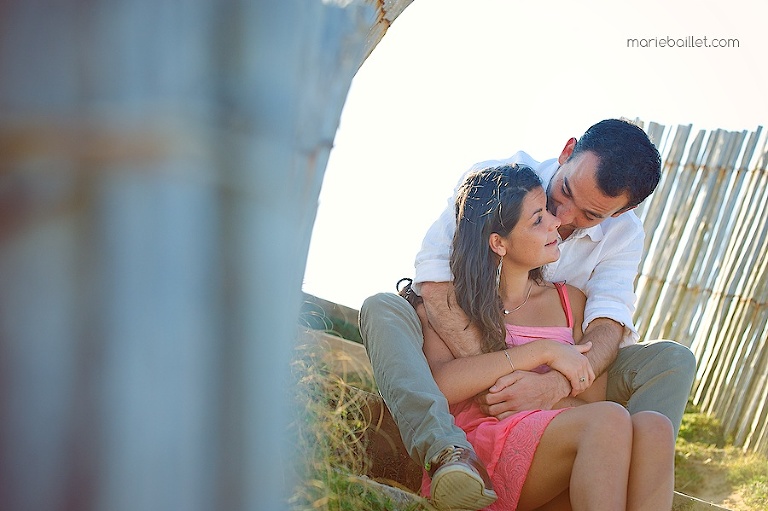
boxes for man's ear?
[612,204,638,217]
[558,137,577,165]
[488,233,506,257]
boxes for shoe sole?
[431,464,498,511]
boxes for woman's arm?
[418,304,593,404]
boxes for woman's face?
[501,187,561,268]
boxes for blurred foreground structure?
[0,1,412,510]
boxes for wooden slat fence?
[635,121,768,453]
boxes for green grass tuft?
[678,410,728,447]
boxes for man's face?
[546,149,632,234]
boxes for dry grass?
[288,342,425,511]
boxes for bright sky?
[302,0,768,310]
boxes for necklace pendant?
[502,281,533,315]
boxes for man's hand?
[475,370,572,419]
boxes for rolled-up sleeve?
[581,220,644,346]
[412,197,456,295]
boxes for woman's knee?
[582,402,633,438]
[563,403,634,464]
[633,410,673,428]
[632,411,675,444]
[631,411,675,477]
[597,401,632,422]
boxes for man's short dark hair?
[571,119,662,208]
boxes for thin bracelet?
[503,349,515,371]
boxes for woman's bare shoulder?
[562,283,586,328]
[563,283,586,302]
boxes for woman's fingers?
[574,341,592,354]
[570,363,596,396]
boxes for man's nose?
[555,202,575,225]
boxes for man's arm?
[569,284,622,377]
[580,217,645,345]
[419,281,485,358]
[579,317,622,376]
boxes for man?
[360,119,696,510]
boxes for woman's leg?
[517,401,633,511]
[553,373,608,408]
[533,490,570,511]
[627,411,675,511]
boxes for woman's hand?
[546,341,595,396]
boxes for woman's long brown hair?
[450,164,544,353]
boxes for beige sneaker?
[427,446,497,510]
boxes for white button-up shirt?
[413,151,643,346]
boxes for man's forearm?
[579,318,623,375]
[420,281,485,358]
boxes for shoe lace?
[426,446,463,472]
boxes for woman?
[419,164,674,510]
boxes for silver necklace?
[503,281,533,315]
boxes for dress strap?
[553,282,573,328]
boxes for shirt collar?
[561,223,605,243]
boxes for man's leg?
[606,340,696,437]
[360,292,469,463]
[360,292,496,509]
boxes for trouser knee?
[609,340,697,438]
[612,340,697,388]
[656,341,697,385]
[359,292,422,351]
